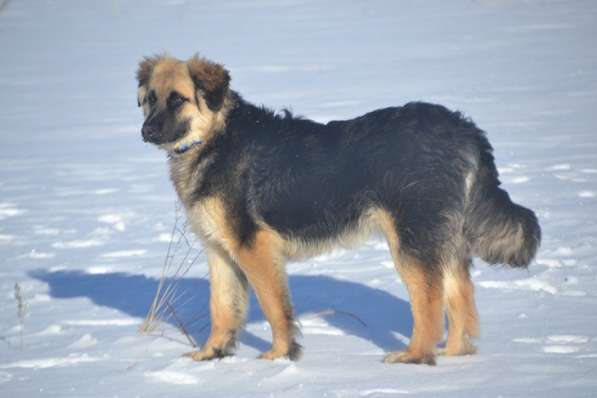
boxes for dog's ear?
[136,55,162,107]
[186,55,230,111]
[136,55,161,87]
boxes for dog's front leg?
[185,247,249,361]
[235,229,301,361]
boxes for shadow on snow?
[29,269,413,354]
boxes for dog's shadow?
[29,269,412,354]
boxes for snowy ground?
[1,0,597,396]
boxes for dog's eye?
[168,92,188,109]
[147,91,157,107]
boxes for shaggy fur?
[137,54,541,365]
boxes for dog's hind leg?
[384,256,444,365]
[185,247,249,361]
[234,229,301,361]
[376,211,443,365]
[440,260,479,356]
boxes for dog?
[136,54,540,365]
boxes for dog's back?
[216,99,540,269]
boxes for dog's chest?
[185,197,238,255]
[168,155,230,247]
[186,199,219,242]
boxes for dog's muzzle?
[142,123,160,143]
[142,107,167,144]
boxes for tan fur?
[384,257,444,365]
[137,85,148,113]
[186,248,248,360]
[136,55,161,88]
[187,199,461,363]
[477,222,526,264]
[373,209,400,258]
[377,208,476,362]
[441,265,479,356]
[183,197,249,360]
[185,196,296,359]
[137,55,232,154]
[374,210,444,364]
[235,229,296,359]
[187,196,237,255]
[282,208,396,261]
[318,208,447,365]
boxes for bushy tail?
[466,185,540,267]
[464,143,541,267]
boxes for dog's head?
[136,54,230,153]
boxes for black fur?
[142,107,190,145]
[287,340,303,361]
[189,92,540,268]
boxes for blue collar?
[172,140,203,156]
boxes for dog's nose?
[142,124,159,142]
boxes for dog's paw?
[437,340,478,356]
[258,341,302,361]
[257,350,285,360]
[183,347,229,361]
[383,350,436,366]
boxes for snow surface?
[1,0,597,396]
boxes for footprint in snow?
[0,354,104,369]
[68,334,98,349]
[0,202,26,220]
[85,266,113,274]
[0,234,15,244]
[299,317,345,336]
[547,335,589,344]
[93,188,119,195]
[0,371,12,384]
[33,226,70,236]
[543,346,581,354]
[513,335,590,355]
[535,258,576,268]
[144,370,200,385]
[547,163,571,171]
[577,191,595,198]
[99,249,147,258]
[543,336,589,354]
[62,319,139,327]
[97,213,126,232]
[18,249,56,259]
[479,278,557,295]
[52,239,104,249]
[554,246,574,256]
[360,388,409,396]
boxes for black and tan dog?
[136,54,540,365]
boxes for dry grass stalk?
[314,308,368,327]
[140,201,207,347]
[165,302,197,348]
[14,282,27,349]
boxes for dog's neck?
[165,92,253,207]
[168,139,204,157]
[167,132,221,208]
[168,146,208,209]
[167,91,239,159]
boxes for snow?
[0,354,106,370]
[478,278,558,295]
[1,0,597,396]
